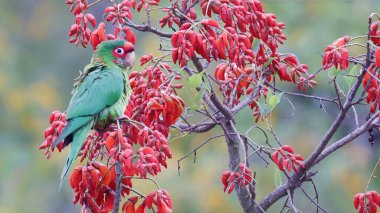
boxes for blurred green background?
[0,0,379,212]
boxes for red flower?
[322,36,350,70]
[145,190,173,213]
[104,1,133,25]
[362,66,380,113]
[140,54,154,66]
[39,111,66,158]
[271,145,304,173]
[370,22,380,46]
[122,196,139,213]
[375,48,380,68]
[221,163,253,194]
[353,191,380,213]
[90,22,107,50]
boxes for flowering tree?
[39,0,380,212]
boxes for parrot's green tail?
[59,121,92,188]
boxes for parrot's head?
[93,40,135,70]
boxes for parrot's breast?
[94,72,131,130]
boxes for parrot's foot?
[117,115,134,126]
[117,114,130,120]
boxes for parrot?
[54,40,135,183]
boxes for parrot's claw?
[117,115,134,126]
[117,114,129,120]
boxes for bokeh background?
[1,0,380,212]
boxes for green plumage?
[54,40,134,182]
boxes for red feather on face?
[112,42,134,59]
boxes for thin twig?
[124,19,173,38]
[365,157,380,192]
[112,161,122,213]
[177,135,224,175]
[286,189,298,213]
[300,186,328,213]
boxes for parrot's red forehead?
[123,42,134,53]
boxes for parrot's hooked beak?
[123,42,135,70]
[124,51,135,70]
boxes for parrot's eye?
[115,47,124,55]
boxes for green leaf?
[188,71,204,89]
[263,57,276,69]
[189,104,199,110]
[195,88,204,103]
[203,80,212,92]
[328,67,340,77]
[256,93,270,117]
[179,70,188,79]
[274,167,282,188]
[189,88,205,111]
[345,65,359,88]
[255,91,283,117]
[268,92,283,111]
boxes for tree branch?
[231,83,262,114]
[267,83,338,105]
[221,120,255,212]
[113,161,122,213]
[314,115,379,165]
[303,15,373,169]
[255,113,379,212]
[175,122,217,133]
[124,20,173,38]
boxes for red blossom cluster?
[214,63,253,105]
[168,0,313,120]
[171,20,224,66]
[160,9,180,28]
[363,65,380,113]
[275,54,315,91]
[104,1,134,25]
[140,54,153,66]
[90,22,136,50]
[66,0,137,49]
[322,36,350,70]
[323,28,380,116]
[39,111,66,158]
[371,22,380,46]
[200,0,286,51]
[221,163,253,194]
[136,0,160,12]
[66,0,94,47]
[69,163,116,212]
[354,191,380,213]
[361,45,380,114]
[271,145,304,173]
[122,190,172,213]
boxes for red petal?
[375,48,380,68]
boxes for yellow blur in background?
[0,0,379,212]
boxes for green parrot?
[54,40,135,182]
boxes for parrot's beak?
[124,51,135,70]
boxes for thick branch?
[314,116,379,165]
[222,120,255,212]
[210,92,235,120]
[190,56,254,212]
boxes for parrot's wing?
[66,65,124,119]
[54,66,124,146]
